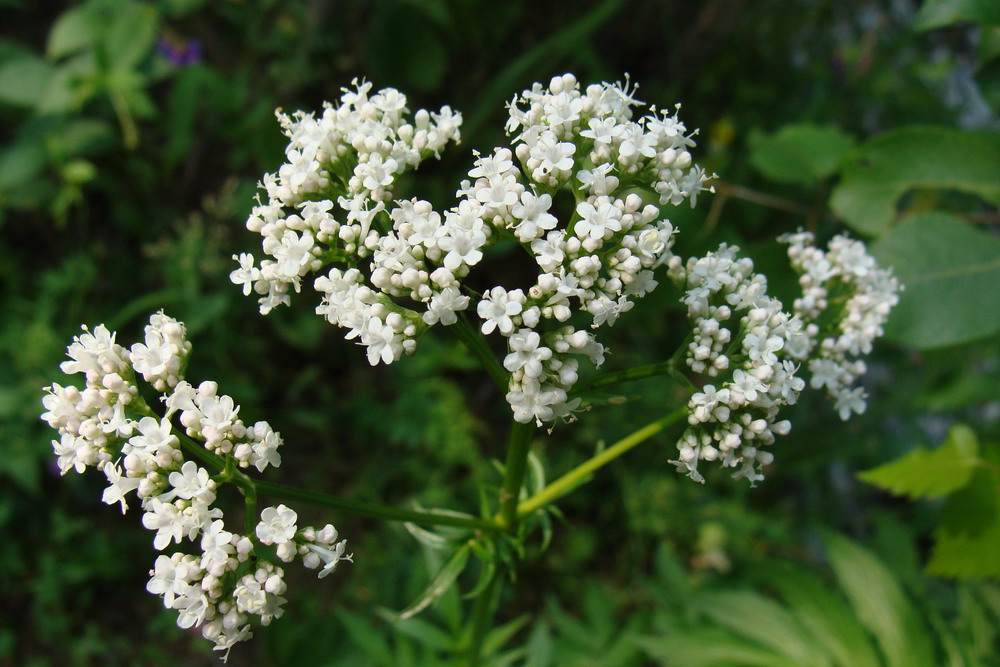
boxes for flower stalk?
[517,406,688,518]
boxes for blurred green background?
[2,0,999,664]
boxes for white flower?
[478,287,525,335]
[256,505,298,545]
[230,254,261,296]
[101,461,141,514]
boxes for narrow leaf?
[397,545,470,620]
[375,608,455,651]
[824,533,936,667]
[481,614,532,656]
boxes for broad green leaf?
[0,137,46,191]
[47,4,99,60]
[0,56,55,108]
[871,212,1000,348]
[824,533,936,667]
[766,563,881,667]
[692,591,826,665]
[635,629,801,667]
[397,544,470,620]
[830,127,1000,236]
[748,124,855,186]
[914,0,1000,31]
[927,468,1000,578]
[858,424,980,498]
[106,3,158,69]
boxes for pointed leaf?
[635,629,801,667]
[404,521,452,551]
[375,608,455,651]
[47,4,99,60]
[831,127,1000,236]
[928,469,1000,578]
[767,562,881,666]
[335,608,394,665]
[692,590,826,665]
[859,424,980,498]
[824,533,936,667]
[397,544,470,620]
[481,614,532,657]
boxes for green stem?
[517,406,688,517]
[572,360,676,395]
[255,480,496,531]
[497,421,535,530]
[452,314,508,391]
[174,428,494,531]
[467,568,502,666]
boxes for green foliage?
[871,212,1000,348]
[3,0,999,663]
[830,127,1000,237]
[861,425,1000,580]
[859,424,980,498]
[748,124,855,186]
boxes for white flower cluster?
[41,312,349,660]
[478,73,712,424]
[231,78,465,367]
[667,233,900,483]
[667,245,804,484]
[781,231,901,420]
[234,74,713,425]
[255,504,352,578]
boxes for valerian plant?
[41,74,900,663]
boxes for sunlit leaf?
[824,533,936,667]
[859,424,980,498]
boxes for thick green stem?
[497,421,535,530]
[452,314,508,391]
[467,568,502,666]
[174,428,494,531]
[517,406,688,517]
[255,480,495,531]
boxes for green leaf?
[481,614,531,657]
[47,4,99,60]
[106,3,158,69]
[830,127,1000,236]
[914,0,1000,31]
[374,608,455,651]
[927,468,1000,578]
[397,544,470,620]
[0,56,55,108]
[335,609,394,665]
[870,212,1000,348]
[766,563,881,667]
[0,136,46,191]
[692,591,826,665]
[858,424,980,499]
[403,522,452,551]
[824,533,936,667]
[748,124,855,186]
[636,629,801,667]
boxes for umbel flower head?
[234,74,713,426]
[41,312,351,660]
